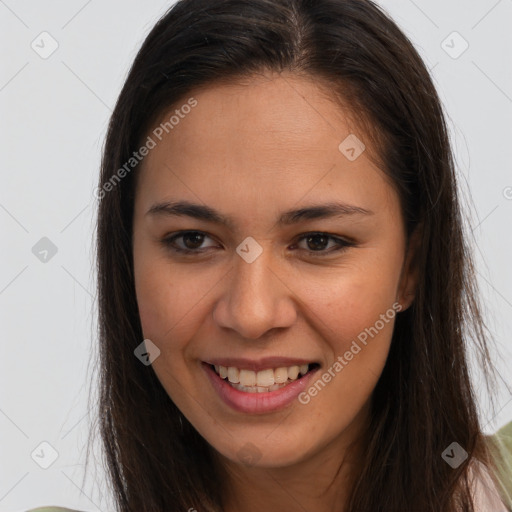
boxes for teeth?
[274,367,289,383]
[239,369,256,387]
[256,369,274,387]
[229,381,291,393]
[214,363,315,390]
[288,365,299,380]
[227,366,240,383]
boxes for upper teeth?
[213,364,310,387]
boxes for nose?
[212,245,297,340]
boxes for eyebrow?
[146,200,374,229]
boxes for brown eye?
[294,233,353,256]
[162,231,217,254]
[180,232,206,250]
[304,234,330,251]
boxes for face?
[132,71,418,469]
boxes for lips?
[201,360,321,414]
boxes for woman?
[28,0,512,510]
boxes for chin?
[206,426,316,469]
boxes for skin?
[132,71,420,512]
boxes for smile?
[211,363,318,392]
[201,361,321,414]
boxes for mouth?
[208,362,321,393]
[201,360,321,414]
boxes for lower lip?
[201,362,320,414]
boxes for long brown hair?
[89,0,502,510]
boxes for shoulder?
[467,457,510,511]
[491,419,512,455]
[483,420,512,510]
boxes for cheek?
[133,246,182,343]
[296,257,401,411]
[134,261,169,340]
[133,256,200,398]
[133,249,217,357]
[302,260,400,344]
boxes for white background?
[1,1,511,510]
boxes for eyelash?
[161,230,354,257]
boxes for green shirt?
[26,421,512,512]
[486,419,512,509]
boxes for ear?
[396,223,422,312]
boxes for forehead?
[134,72,396,223]
[150,72,361,159]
